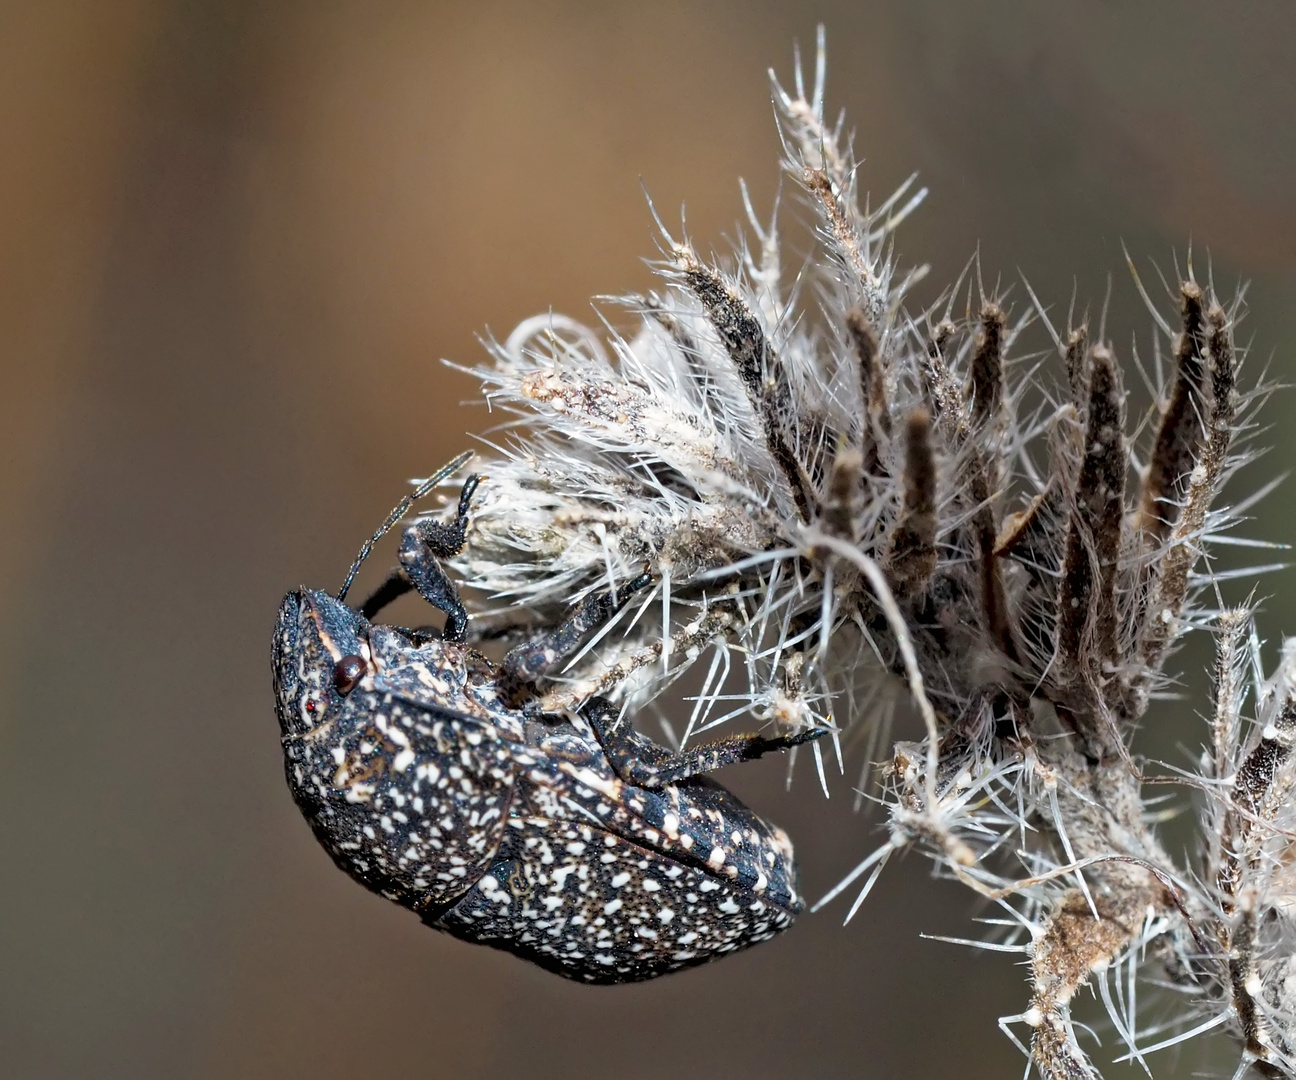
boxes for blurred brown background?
[3,2,1294,1078]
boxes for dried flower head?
[432,28,1291,1079]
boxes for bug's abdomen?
[427,816,797,983]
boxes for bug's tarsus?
[397,474,482,644]
[583,697,828,790]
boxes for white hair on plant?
[435,26,1294,1080]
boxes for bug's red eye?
[334,654,366,696]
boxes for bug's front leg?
[583,697,827,789]
[386,475,479,642]
[358,569,414,620]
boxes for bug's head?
[272,588,373,740]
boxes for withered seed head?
[1056,343,1126,676]
[847,306,890,438]
[1138,281,1209,543]
[1207,303,1236,428]
[885,408,937,594]
[969,301,1006,431]
[1064,325,1089,408]
[821,446,864,542]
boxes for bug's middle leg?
[583,697,827,789]
[500,572,654,686]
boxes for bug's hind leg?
[501,572,654,686]
[583,697,828,789]
[396,475,480,643]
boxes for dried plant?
[430,30,1292,1079]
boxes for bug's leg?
[358,569,414,619]
[583,697,828,789]
[501,572,654,685]
[397,475,480,643]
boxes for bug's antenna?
[337,450,474,602]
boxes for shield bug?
[272,453,823,982]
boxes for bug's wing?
[429,814,797,984]
[511,725,804,915]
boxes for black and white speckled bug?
[272,453,824,983]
